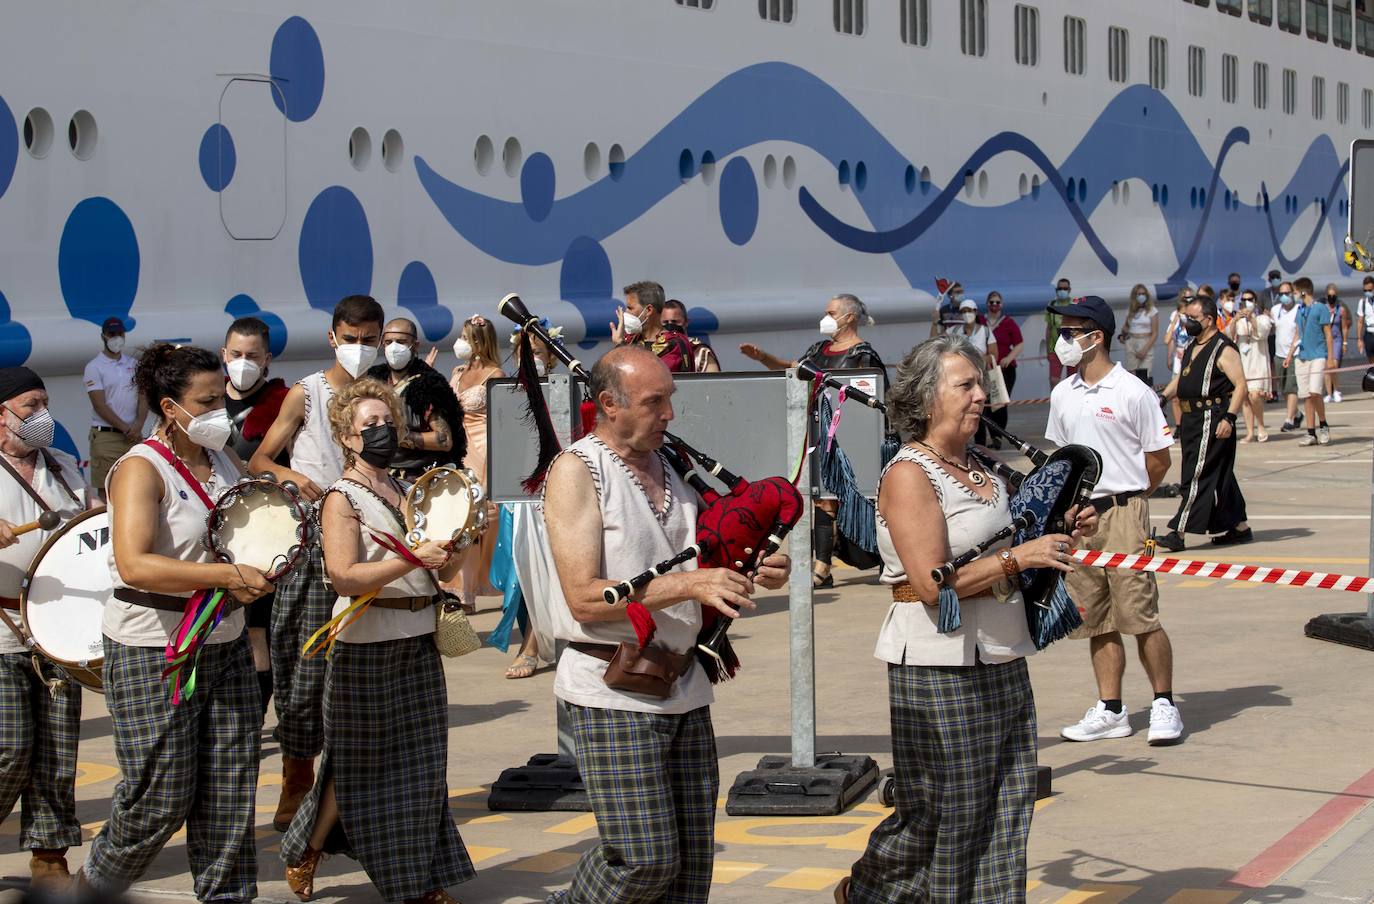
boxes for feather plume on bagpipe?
[795,364,1101,649]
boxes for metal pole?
[786,369,817,769]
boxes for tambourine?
[204,477,313,581]
[403,466,488,551]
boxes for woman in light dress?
[1227,289,1272,442]
[448,316,505,612]
[1119,284,1159,385]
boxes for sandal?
[505,654,539,679]
[813,572,834,589]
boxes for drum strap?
[142,439,217,509]
[0,605,30,649]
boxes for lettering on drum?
[77,526,110,554]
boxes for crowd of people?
[0,272,1359,904]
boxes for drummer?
[280,378,473,903]
[0,367,89,887]
[78,344,274,901]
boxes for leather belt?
[0,597,18,611]
[891,581,924,604]
[569,641,695,676]
[368,595,434,612]
[114,588,209,612]
[1179,397,1227,414]
[1090,491,1143,515]
[91,425,121,433]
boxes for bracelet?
[998,548,1020,578]
[1223,411,1238,425]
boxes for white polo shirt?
[83,352,138,428]
[1045,363,1172,498]
[1271,303,1301,358]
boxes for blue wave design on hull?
[415,63,1349,331]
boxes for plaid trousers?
[849,659,1037,904]
[0,652,82,850]
[548,703,718,904]
[83,636,261,904]
[270,544,332,758]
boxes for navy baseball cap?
[1046,294,1115,336]
[100,316,126,335]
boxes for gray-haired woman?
[837,336,1096,904]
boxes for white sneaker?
[1147,698,1184,745]
[1333,390,1344,403]
[1060,702,1133,742]
[1318,425,1331,445]
[1299,433,1318,446]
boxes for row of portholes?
[22,108,97,161]
[1279,194,1327,216]
[348,127,405,173]
[471,135,531,179]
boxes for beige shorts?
[1124,335,1152,371]
[88,428,137,489]
[1065,495,1161,638]
[1294,357,1326,398]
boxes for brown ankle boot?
[274,755,316,832]
[833,875,851,904]
[29,848,70,889]
[285,846,324,901]
[405,890,460,904]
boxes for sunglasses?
[1058,327,1095,340]
[988,299,1003,306]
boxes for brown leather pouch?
[572,641,693,700]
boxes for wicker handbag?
[434,591,481,657]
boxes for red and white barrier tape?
[1072,548,1373,593]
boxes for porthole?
[920,166,932,194]
[838,159,851,187]
[23,108,53,158]
[764,154,778,188]
[678,148,695,182]
[349,127,372,171]
[1031,174,1041,199]
[583,142,601,180]
[963,169,974,197]
[1122,182,1130,205]
[977,170,988,198]
[67,110,97,160]
[906,164,918,194]
[1019,173,1028,197]
[700,150,717,185]
[1111,181,1120,205]
[474,135,494,175]
[854,161,868,192]
[382,129,404,173]
[608,143,626,181]
[502,137,522,177]
[782,155,797,189]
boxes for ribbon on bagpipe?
[302,520,427,659]
[1073,549,1374,593]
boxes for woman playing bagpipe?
[79,344,274,901]
[281,378,472,904]
[837,335,1098,904]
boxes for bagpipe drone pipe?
[497,295,805,681]
[795,364,1102,649]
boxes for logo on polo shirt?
[1095,406,1116,421]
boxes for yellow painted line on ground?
[456,813,511,826]
[1176,580,1215,588]
[1028,879,1042,892]
[766,867,851,891]
[75,762,119,787]
[1035,797,1056,813]
[257,773,281,787]
[716,803,888,853]
[1049,884,1141,903]
[464,845,509,865]
[1162,891,1240,904]
[712,860,766,885]
[547,813,599,835]
[503,851,581,873]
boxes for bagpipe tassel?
[625,601,657,648]
[516,329,564,494]
[817,395,879,555]
[936,584,962,634]
[1027,576,1083,650]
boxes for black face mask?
[1229,281,1240,292]
[358,424,397,468]
[1183,317,1204,337]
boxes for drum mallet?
[13,512,60,537]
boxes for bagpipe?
[795,365,1102,649]
[497,294,804,682]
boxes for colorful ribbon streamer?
[302,522,428,659]
[161,588,229,705]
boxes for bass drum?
[21,508,110,692]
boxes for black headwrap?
[0,367,45,404]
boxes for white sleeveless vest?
[290,371,345,488]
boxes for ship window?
[1222,53,1238,102]
[1363,88,1373,128]
[1218,0,1243,13]
[1279,0,1301,32]
[349,127,371,171]
[1307,0,1329,40]
[759,0,796,23]
[961,0,987,57]
[675,0,714,9]
[1312,75,1326,119]
[68,110,98,161]
[1249,0,1274,24]
[834,0,866,35]
[1149,36,1167,89]
[1282,67,1297,113]
[1185,0,1210,6]
[474,135,494,175]
[1337,82,1349,123]
[783,155,797,188]
[1108,27,1129,83]
[1333,0,1353,45]
[382,129,405,173]
[1188,45,1205,97]
[22,108,53,159]
[1254,61,1270,108]
[1360,3,1374,54]
[1063,16,1086,76]
[901,0,930,47]
[1014,5,1039,66]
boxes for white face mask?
[334,341,378,378]
[5,405,54,449]
[962,311,977,325]
[384,341,413,370]
[1054,333,1097,368]
[1223,300,1235,314]
[225,358,262,392]
[453,338,473,361]
[105,335,126,354]
[819,314,840,337]
[173,402,232,451]
[1136,293,1148,305]
[621,308,645,336]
